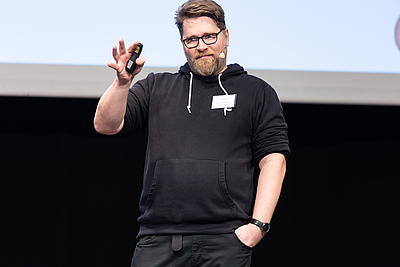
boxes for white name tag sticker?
[211,94,237,109]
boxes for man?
[94,0,289,266]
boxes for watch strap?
[250,218,270,233]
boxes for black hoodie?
[121,63,289,238]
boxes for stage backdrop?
[1,96,399,267]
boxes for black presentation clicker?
[126,43,143,73]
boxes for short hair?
[175,0,226,38]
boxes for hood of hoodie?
[179,63,248,115]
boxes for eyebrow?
[184,32,215,39]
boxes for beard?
[189,50,226,76]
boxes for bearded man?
[94,0,289,266]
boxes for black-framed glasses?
[182,29,225,49]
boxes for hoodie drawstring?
[186,72,232,116]
[218,73,232,116]
[187,72,193,114]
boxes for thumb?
[131,57,145,76]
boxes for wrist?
[114,76,132,89]
[249,218,270,234]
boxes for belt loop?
[171,235,183,252]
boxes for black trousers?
[130,233,253,267]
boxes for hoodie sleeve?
[119,73,153,135]
[251,84,290,164]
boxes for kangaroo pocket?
[140,159,238,224]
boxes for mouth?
[196,54,214,60]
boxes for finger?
[107,61,118,70]
[111,45,119,60]
[126,41,140,54]
[119,38,126,55]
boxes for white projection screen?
[1,0,400,105]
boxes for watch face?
[263,223,270,233]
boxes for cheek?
[184,48,195,60]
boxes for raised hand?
[107,39,145,85]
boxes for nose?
[196,38,208,50]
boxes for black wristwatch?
[250,219,270,233]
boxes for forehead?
[182,16,220,38]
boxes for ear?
[224,28,229,47]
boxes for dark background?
[1,96,399,267]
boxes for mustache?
[195,52,215,59]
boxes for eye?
[203,34,216,40]
[186,37,198,44]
